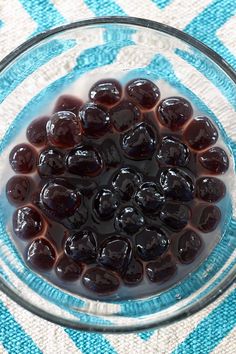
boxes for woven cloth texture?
[0,1,236,353]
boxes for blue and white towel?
[0,1,236,353]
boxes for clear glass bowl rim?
[0,16,236,333]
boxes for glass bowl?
[0,17,236,333]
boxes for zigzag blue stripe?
[19,0,65,35]
[0,39,76,104]
[172,289,236,354]
[1,1,236,352]
[185,0,236,69]
[151,0,172,9]
[0,301,42,354]
[65,330,118,354]
[84,0,126,16]
[138,331,155,341]
[176,48,236,108]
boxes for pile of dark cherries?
[6,78,229,296]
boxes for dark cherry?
[6,78,231,296]
[41,181,81,218]
[26,116,49,146]
[26,238,56,271]
[101,139,121,167]
[184,116,218,150]
[13,206,43,240]
[53,94,83,116]
[197,205,221,233]
[65,229,97,263]
[126,78,160,109]
[94,189,119,220]
[71,179,97,198]
[63,204,88,229]
[112,167,141,201]
[159,168,195,202]
[136,227,169,261]
[160,202,190,231]
[199,147,229,174]
[79,103,110,138]
[47,111,81,148]
[158,136,190,166]
[157,96,193,131]
[196,177,226,203]
[122,122,157,160]
[123,258,143,286]
[178,229,202,264]
[9,144,36,173]
[115,206,145,234]
[146,254,177,282]
[110,100,141,132]
[38,148,65,177]
[55,255,82,281]
[89,79,122,106]
[98,237,131,273]
[66,145,103,177]
[82,267,120,295]
[6,176,31,206]
[135,182,165,213]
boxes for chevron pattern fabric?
[0,1,236,353]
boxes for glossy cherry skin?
[184,116,218,150]
[196,205,221,233]
[65,229,97,263]
[177,229,202,264]
[55,255,82,281]
[79,103,110,138]
[47,111,81,148]
[115,206,145,234]
[199,147,229,174]
[70,179,97,198]
[38,148,65,177]
[196,177,226,203]
[26,238,56,271]
[40,181,81,218]
[123,258,143,286]
[63,204,88,230]
[89,79,122,106]
[112,167,141,201]
[160,202,190,231]
[6,176,32,206]
[9,144,37,173]
[136,227,169,261]
[122,122,157,160]
[26,116,49,146]
[110,100,141,132]
[159,168,195,202]
[135,182,165,214]
[13,206,43,240]
[82,267,120,294]
[157,96,193,131]
[146,254,177,282]
[66,145,103,177]
[126,78,160,109]
[94,189,119,220]
[98,237,131,273]
[101,139,121,167]
[53,94,83,116]
[157,136,190,167]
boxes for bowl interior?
[0,18,236,332]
